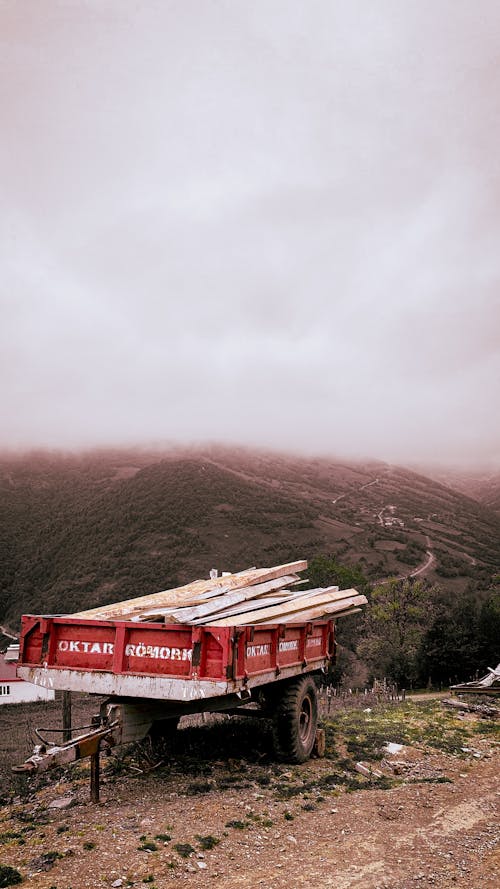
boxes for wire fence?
[318,681,405,715]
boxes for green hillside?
[0,447,499,630]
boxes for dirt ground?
[0,698,498,889]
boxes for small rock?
[197,861,208,870]
[48,796,77,810]
[287,836,297,844]
[111,881,123,888]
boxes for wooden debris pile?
[442,698,499,719]
[451,663,500,696]
[74,559,367,626]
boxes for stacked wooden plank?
[73,559,367,626]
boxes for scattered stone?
[355,762,384,779]
[48,796,77,810]
[29,851,62,872]
[383,742,403,755]
[111,881,123,888]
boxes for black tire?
[272,676,318,763]
[147,716,180,748]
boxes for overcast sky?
[1,1,499,467]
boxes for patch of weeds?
[319,772,339,789]
[138,841,158,852]
[0,866,23,887]
[283,811,294,821]
[154,833,171,842]
[56,825,69,835]
[473,721,500,736]
[345,776,366,792]
[368,776,397,791]
[29,851,63,871]
[173,843,195,858]
[261,818,274,828]
[186,780,212,795]
[167,860,178,870]
[82,841,95,850]
[324,701,477,764]
[255,775,271,786]
[195,835,220,851]
[225,820,247,830]
[274,783,305,800]
[302,803,316,812]
[12,815,32,827]
[410,776,452,785]
[217,776,251,790]
[0,832,23,844]
[420,716,471,755]
[142,876,155,884]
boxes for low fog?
[1,1,499,467]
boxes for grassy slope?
[0,447,499,626]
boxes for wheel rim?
[299,694,313,743]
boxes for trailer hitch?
[12,719,118,775]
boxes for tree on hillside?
[477,580,500,670]
[359,577,434,687]
[417,591,479,686]
[418,577,499,686]
[302,555,369,685]
[305,554,368,593]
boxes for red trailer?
[15,612,336,779]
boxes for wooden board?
[209,588,359,627]
[252,595,366,624]
[154,575,300,624]
[197,585,343,623]
[73,560,308,620]
[192,595,292,625]
[244,607,363,626]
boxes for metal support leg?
[90,742,100,803]
[62,691,72,743]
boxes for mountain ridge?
[0,447,498,627]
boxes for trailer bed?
[18,614,335,701]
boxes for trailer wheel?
[148,717,180,743]
[273,676,318,763]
